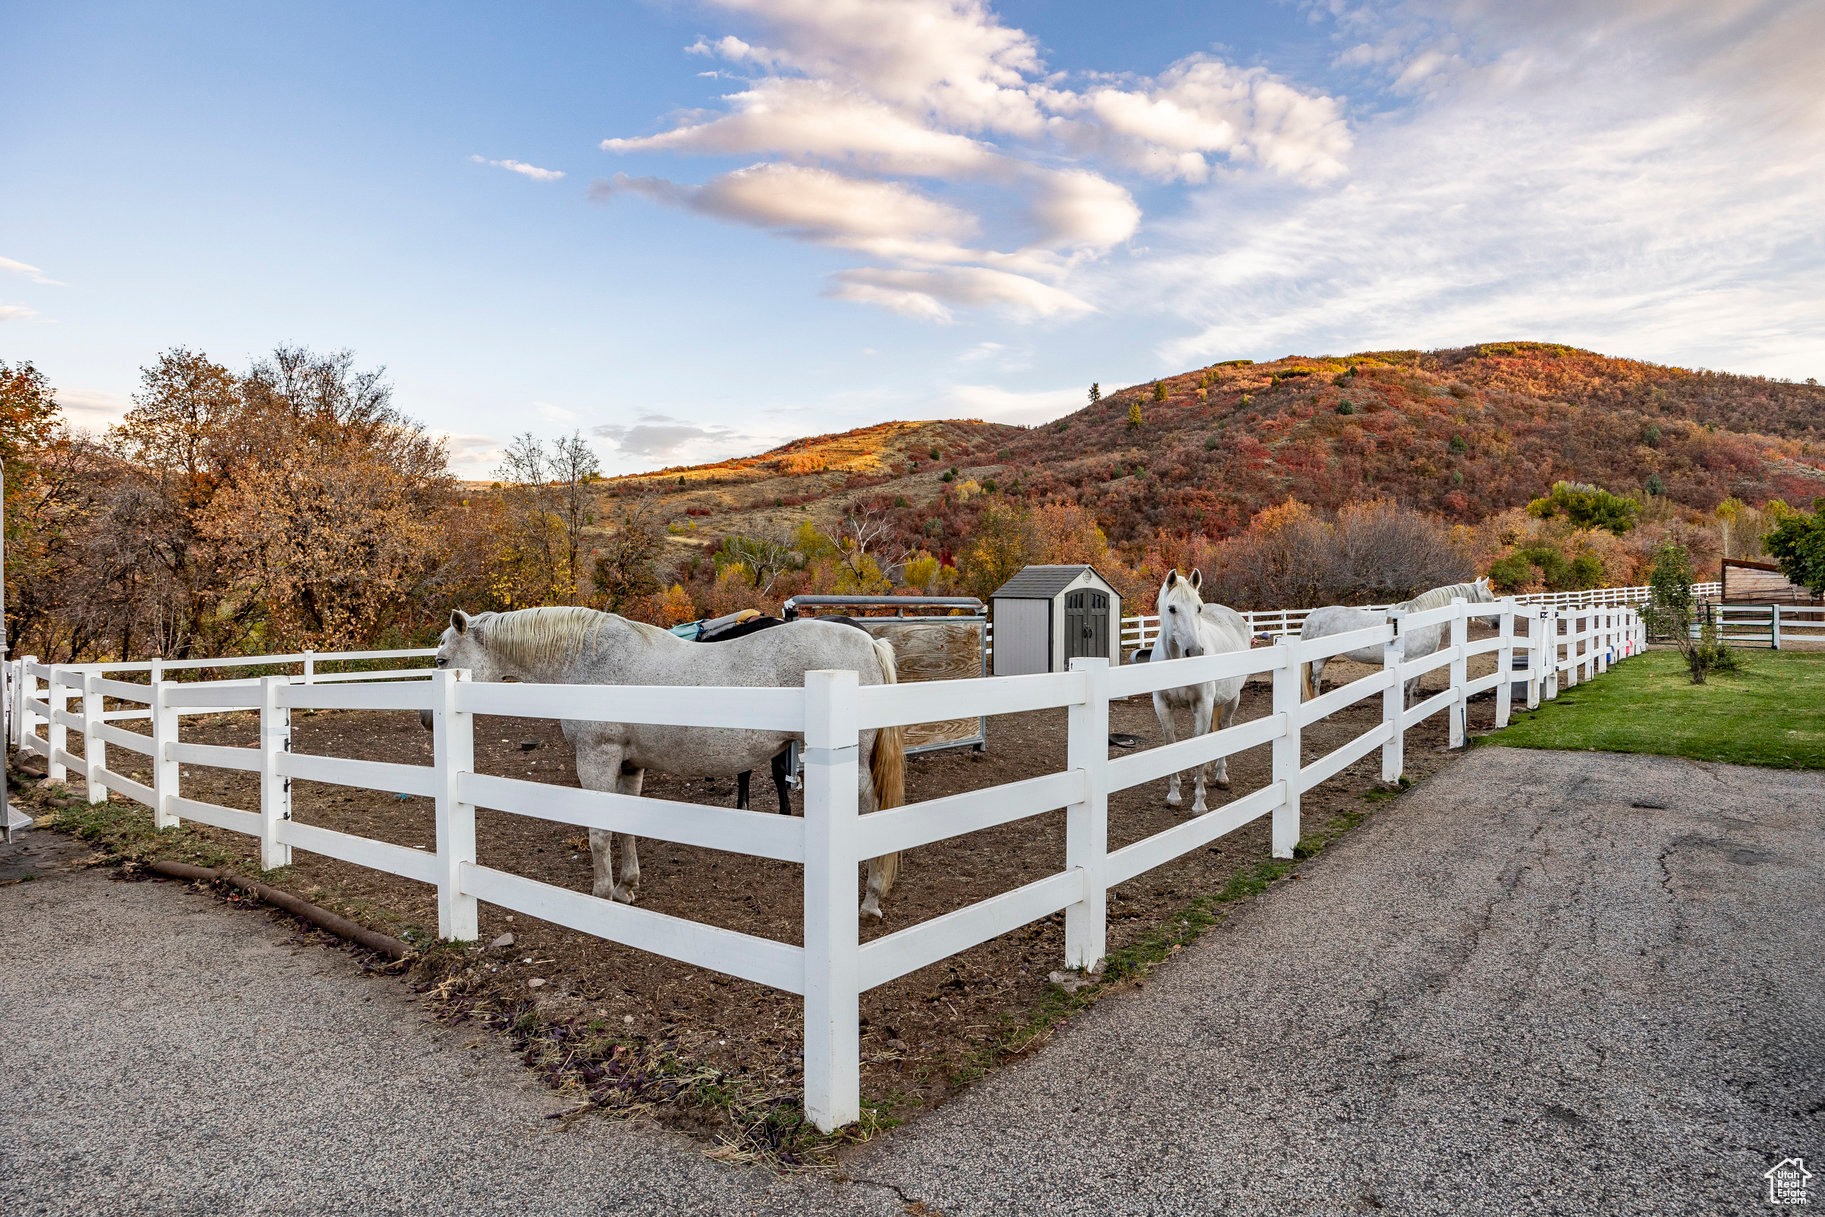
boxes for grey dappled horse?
[1298,578,1494,707]
[433,606,908,917]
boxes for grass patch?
[1488,648,1825,769]
[11,772,247,871]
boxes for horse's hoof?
[1165,791,1182,808]
[611,884,638,904]
[860,898,883,919]
[1191,801,1207,815]
[1214,777,1231,791]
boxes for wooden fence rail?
[3,598,1647,1129]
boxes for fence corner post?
[1544,609,1561,702]
[432,668,478,942]
[1065,656,1109,972]
[1381,609,1406,784]
[1448,598,1469,749]
[1495,598,1516,730]
[1270,641,1301,859]
[802,667,862,1133]
[258,675,292,871]
[81,671,107,804]
[151,663,179,829]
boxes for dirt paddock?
[83,643,1524,1120]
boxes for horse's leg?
[771,748,792,815]
[1311,658,1326,697]
[612,767,644,904]
[736,771,750,810]
[1154,692,1183,808]
[1189,691,1214,814]
[1212,695,1239,790]
[576,745,625,901]
[858,732,889,919]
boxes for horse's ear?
[1165,570,1178,588]
[1189,568,1203,590]
[451,609,469,635]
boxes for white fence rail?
[1689,602,1825,648]
[4,598,1646,1130]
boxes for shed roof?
[990,564,1117,600]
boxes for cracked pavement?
[3,749,1819,1215]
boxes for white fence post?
[151,663,179,829]
[432,668,478,942]
[802,667,861,1132]
[1449,598,1468,749]
[1271,643,1301,858]
[1772,604,1782,650]
[81,671,107,804]
[1544,609,1561,701]
[1495,598,1516,729]
[1526,610,1545,709]
[258,676,292,871]
[303,649,316,684]
[1065,657,1109,971]
[1381,609,1406,783]
[46,667,68,784]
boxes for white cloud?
[470,155,565,182]
[535,402,578,423]
[603,79,998,177]
[55,387,127,429]
[0,256,63,286]
[592,411,793,469]
[1065,56,1351,183]
[440,433,509,480]
[830,266,1093,321]
[0,304,37,322]
[933,382,1084,426]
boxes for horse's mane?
[1399,580,1486,612]
[477,606,666,670]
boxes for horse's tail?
[867,638,906,905]
[1300,660,1315,702]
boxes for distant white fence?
[4,599,1644,1130]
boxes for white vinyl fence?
[5,598,1644,1130]
[1118,580,1719,656]
[1690,602,1825,648]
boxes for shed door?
[1065,590,1108,660]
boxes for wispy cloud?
[54,387,125,428]
[0,256,63,286]
[592,411,792,469]
[934,382,1086,427]
[0,304,39,322]
[439,433,509,480]
[597,0,1338,323]
[470,154,565,182]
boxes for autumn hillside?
[595,343,1825,549]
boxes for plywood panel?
[856,619,984,749]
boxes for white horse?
[1149,570,1254,814]
[433,606,908,917]
[1298,578,1494,706]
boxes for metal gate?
[1065,590,1108,661]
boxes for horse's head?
[1156,569,1207,659]
[420,609,500,729]
[1471,575,1495,604]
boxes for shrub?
[1336,401,1355,415]
[1645,473,1664,496]
[1644,542,1734,683]
[1765,503,1825,594]
[1205,434,1221,450]
[1526,481,1639,534]
[1151,382,1167,402]
[1128,403,1145,429]
[1448,435,1468,454]
[940,469,955,483]
[1088,383,1101,406]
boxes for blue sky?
[3,0,1821,477]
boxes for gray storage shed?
[990,565,1123,676]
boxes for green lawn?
[1489,648,1825,769]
